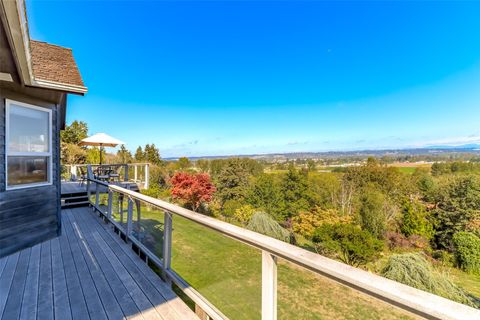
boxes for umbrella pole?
[99,144,103,165]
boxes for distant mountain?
[427,143,480,150]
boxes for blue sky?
[26,1,480,157]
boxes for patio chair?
[109,166,121,182]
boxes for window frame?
[5,99,53,190]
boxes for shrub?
[432,250,454,267]
[292,208,351,238]
[312,224,384,267]
[246,212,290,242]
[452,232,480,275]
[381,253,475,306]
[233,205,256,224]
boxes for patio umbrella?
[79,133,124,165]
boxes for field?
[127,205,419,320]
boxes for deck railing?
[86,172,478,320]
[63,163,149,189]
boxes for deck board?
[19,244,40,320]
[0,207,197,320]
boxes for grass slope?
[135,206,416,320]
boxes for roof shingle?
[29,40,85,88]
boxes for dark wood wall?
[0,90,63,258]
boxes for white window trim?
[5,99,53,190]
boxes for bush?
[233,205,256,224]
[312,224,384,267]
[452,232,480,275]
[291,208,351,238]
[432,250,454,267]
[246,212,290,242]
[381,253,475,306]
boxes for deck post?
[107,189,113,220]
[70,165,77,181]
[126,197,133,238]
[124,164,129,181]
[144,164,149,189]
[95,185,100,212]
[134,165,138,182]
[162,211,172,283]
[262,251,277,320]
[86,179,91,207]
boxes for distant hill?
[164,145,480,161]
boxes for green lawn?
[133,205,417,320]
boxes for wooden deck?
[61,181,140,195]
[0,207,197,320]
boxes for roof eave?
[31,78,88,95]
[1,0,87,94]
[0,0,34,86]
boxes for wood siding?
[0,90,63,258]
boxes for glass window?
[6,100,52,189]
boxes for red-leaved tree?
[170,172,216,211]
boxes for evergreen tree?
[134,146,144,162]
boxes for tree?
[432,175,480,250]
[312,224,383,267]
[144,144,161,165]
[246,212,290,242]
[280,165,315,219]
[134,146,144,162]
[307,159,316,172]
[357,186,388,238]
[170,172,216,211]
[400,200,433,239]
[246,174,285,220]
[60,120,89,164]
[117,145,132,163]
[215,158,251,207]
[196,159,210,172]
[176,157,191,170]
[61,120,88,145]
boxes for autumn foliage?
[170,172,216,211]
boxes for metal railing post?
[162,211,173,283]
[144,164,149,189]
[262,251,277,320]
[107,189,113,220]
[126,197,133,238]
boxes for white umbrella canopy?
[79,133,125,164]
[79,133,124,147]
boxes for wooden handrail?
[88,178,479,320]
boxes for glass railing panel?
[171,214,262,319]
[130,201,165,257]
[276,257,417,320]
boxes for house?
[0,0,87,257]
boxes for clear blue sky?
[26,1,480,157]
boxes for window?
[6,100,52,189]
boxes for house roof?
[0,0,87,94]
[30,40,85,88]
